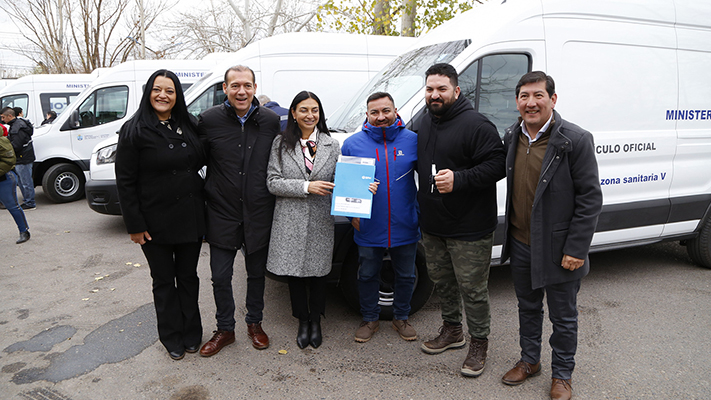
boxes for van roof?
[411,0,679,51]
[0,73,97,97]
[204,32,416,75]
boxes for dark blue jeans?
[209,244,268,330]
[509,237,581,380]
[0,173,28,233]
[357,242,417,321]
[13,164,35,207]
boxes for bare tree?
[2,0,164,73]
[2,0,70,73]
[165,0,324,59]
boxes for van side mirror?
[68,109,80,128]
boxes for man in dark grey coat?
[500,71,602,400]
[197,65,280,357]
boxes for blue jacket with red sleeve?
[341,116,420,248]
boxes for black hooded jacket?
[415,95,506,240]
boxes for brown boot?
[199,330,235,357]
[247,322,269,350]
[355,321,379,343]
[502,360,541,385]
[460,338,488,377]
[420,321,466,354]
[550,378,573,400]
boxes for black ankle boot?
[296,320,310,349]
[309,317,322,348]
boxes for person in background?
[0,134,30,244]
[341,92,420,343]
[41,111,57,125]
[258,94,288,132]
[416,63,506,377]
[265,91,340,349]
[197,65,280,357]
[115,69,206,361]
[500,71,602,400]
[1,107,35,211]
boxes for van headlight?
[96,144,117,165]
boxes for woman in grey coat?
[266,91,340,349]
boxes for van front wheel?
[687,215,711,269]
[42,163,86,203]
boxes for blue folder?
[331,156,376,219]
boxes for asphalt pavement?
[1,189,710,399]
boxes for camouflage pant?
[421,232,493,339]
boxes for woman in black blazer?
[116,70,206,361]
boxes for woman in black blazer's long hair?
[116,69,206,361]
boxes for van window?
[39,92,80,116]
[75,86,128,128]
[327,40,470,132]
[459,53,530,137]
[187,83,227,117]
[1,94,29,115]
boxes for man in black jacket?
[197,65,280,357]
[416,63,506,377]
[1,107,35,210]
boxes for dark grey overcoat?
[501,110,603,289]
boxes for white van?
[0,72,103,126]
[85,32,415,214]
[32,60,210,202]
[323,0,711,316]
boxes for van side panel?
[542,3,678,245]
[666,2,711,235]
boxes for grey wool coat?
[266,131,340,277]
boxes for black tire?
[42,163,86,203]
[339,243,434,320]
[687,215,711,268]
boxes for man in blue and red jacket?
[341,92,420,344]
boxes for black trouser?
[288,276,327,321]
[509,238,581,380]
[209,244,268,330]
[141,240,203,353]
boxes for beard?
[426,96,454,116]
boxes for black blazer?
[116,115,206,244]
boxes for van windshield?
[327,40,469,133]
[184,72,214,99]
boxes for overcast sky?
[0,14,35,72]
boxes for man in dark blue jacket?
[341,92,420,343]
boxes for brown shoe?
[355,321,379,343]
[247,322,269,350]
[199,330,235,357]
[550,378,573,400]
[502,360,541,385]
[421,321,465,354]
[392,319,417,341]
[460,338,488,377]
